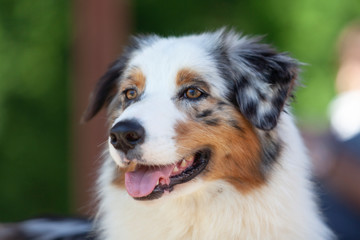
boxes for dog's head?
[84,29,298,200]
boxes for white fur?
[109,35,228,166]
[97,113,332,240]
[111,95,185,166]
[93,32,333,240]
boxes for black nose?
[110,120,145,153]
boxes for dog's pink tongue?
[125,165,174,198]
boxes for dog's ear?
[220,32,298,130]
[82,58,125,122]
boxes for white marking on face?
[109,36,229,166]
[129,36,228,99]
[112,95,185,166]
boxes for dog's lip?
[131,148,211,201]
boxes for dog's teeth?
[186,155,194,162]
[173,166,179,173]
[181,159,187,168]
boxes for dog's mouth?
[124,148,211,200]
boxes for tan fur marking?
[176,68,210,92]
[112,162,137,188]
[175,107,265,193]
[121,68,146,93]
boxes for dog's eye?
[184,88,203,99]
[125,89,138,100]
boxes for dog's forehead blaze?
[175,108,265,193]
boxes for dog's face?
[84,30,298,200]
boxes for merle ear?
[82,58,126,122]
[222,33,298,130]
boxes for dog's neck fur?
[96,113,332,240]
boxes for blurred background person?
[307,20,360,240]
[331,21,360,148]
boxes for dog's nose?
[110,120,145,153]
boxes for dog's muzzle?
[110,119,145,154]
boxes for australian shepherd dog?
[84,29,333,240]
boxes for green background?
[0,0,359,221]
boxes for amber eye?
[125,89,138,100]
[184,88,203,99]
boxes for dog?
[84,29,333,240]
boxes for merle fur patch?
[196,109,213,118]
[259,132,282,174]
[211,30,298,131]
[204,118,220,126]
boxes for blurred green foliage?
[134,0,360,125]
[0,0,359,221]
[0,0,70,221]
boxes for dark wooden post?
[72,0,131,216]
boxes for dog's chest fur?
[97,115,331,240]
[84,30,333,239]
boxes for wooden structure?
[72,0,131,215]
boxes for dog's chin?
[122,148,211,201]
